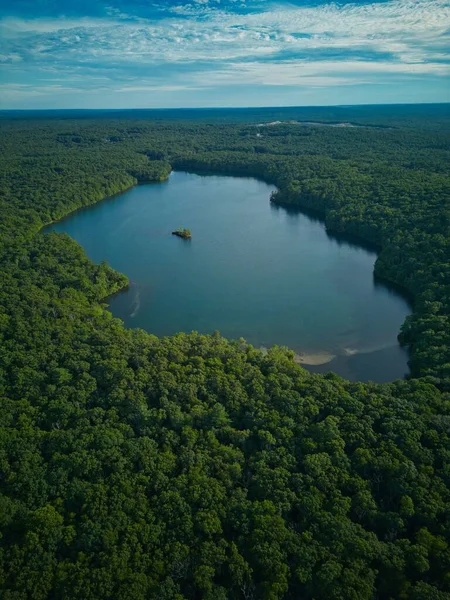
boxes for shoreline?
[39,166,413,380]
[294,351,336,366]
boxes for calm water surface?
[44,171,411,382]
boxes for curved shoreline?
[294,352,336,366]
[41,165,414,381]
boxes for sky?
[0,0,449,109]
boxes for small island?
[172,228,192,240]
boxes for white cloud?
[116,84,196,92]
[0,16,114,35]
[0,0,448,100]
[0,82,88,98]
[1,0,449,63]
[189,58,450,89]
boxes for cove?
[44,171,412,382]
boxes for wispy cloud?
[0,0,449,108]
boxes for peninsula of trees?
[0,105,449,600]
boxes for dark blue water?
[44,171,412,382]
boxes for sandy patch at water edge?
[294,352,336,366]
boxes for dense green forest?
[0,107,449,599]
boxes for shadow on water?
[305,344,411,383]
[272,200,413,309]
[373,274,414,307]
[271,201,380,253]
[270,200,324,225]
[325,230,380,254]
[270,199,413,382]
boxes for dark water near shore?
[44,171,412,382]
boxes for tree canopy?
[0,106,449,599]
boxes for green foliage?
[173,228,192,239]
[0,107,449,599]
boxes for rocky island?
[172,228,192,239]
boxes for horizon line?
[1,101,449,113]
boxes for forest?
[0,106,449,599]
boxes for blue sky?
[0,0,449,109]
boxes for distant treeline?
[1,102,449,129]
[0,107,449,600]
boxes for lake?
[44,171,412,382]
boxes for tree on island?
[172,228,192,239]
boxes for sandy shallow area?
[259,346,336,365]
[294,352,336,366]
[342,347,359,356]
